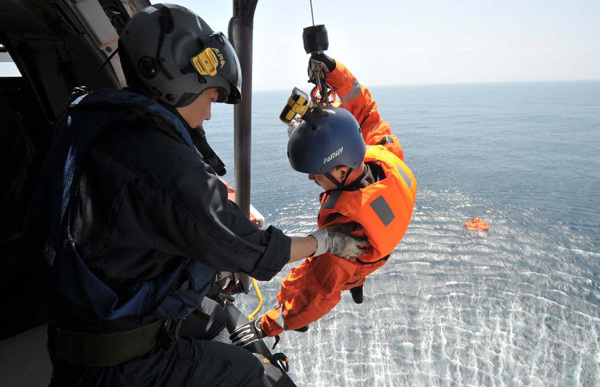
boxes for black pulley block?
[303,24,329,54]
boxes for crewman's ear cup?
[138,57,158,79]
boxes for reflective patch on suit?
[322,190,342,210]
[341,80,361,104]
[396,163,412,190]
[370,195,395,226]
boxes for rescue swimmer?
[230,54,417,345]
[27,4,367,386]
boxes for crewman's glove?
[308,53,336,83]
[310,53,336,72]
[309,226,368,259]
[230,319,264,348]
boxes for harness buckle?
[158,319,181,353]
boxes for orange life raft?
[464,218,489,231]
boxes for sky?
[1,0,599,90]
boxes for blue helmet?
[288,107,366,174]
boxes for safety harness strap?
[53,319,165,367]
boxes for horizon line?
[0,71,597,91]
[254,78,600,93]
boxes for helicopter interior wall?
[0,77,50,236]
[0,79,52,384]
[0,76,51,331]
[0,2,144,385]
[0,324,52,387]
[0,0,53,35]
[0,1,126,375]
[0,0,128,120]
[0,79,52,387]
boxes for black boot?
[350,285,363,304]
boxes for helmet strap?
[324,167,353,189]
[324,172,344,189]
[340,167,353,186]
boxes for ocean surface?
[208,80,600,386]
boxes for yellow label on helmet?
[288,95,309,117]
[191,48,218,76]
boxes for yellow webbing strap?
[247,278,264,321]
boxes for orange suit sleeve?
[325,61,404,160]
[260,255,356,337]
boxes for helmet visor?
[191,32,242,104]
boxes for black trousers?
[49,299,264,386]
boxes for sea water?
[208,80,600,386]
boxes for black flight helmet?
[288,107,366,175]
[119,3,241,107]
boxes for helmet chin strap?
[324,167,353,189]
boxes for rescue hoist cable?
[305,0,333,107]
[248,278,264,321]
[53,48,120,125]
[86,48,120,90]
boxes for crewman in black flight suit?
[26,4,366,386]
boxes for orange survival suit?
[261,61,417,336]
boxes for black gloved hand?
[310,53,336,73]
[230,319,264,348]
[308,53,336,84]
